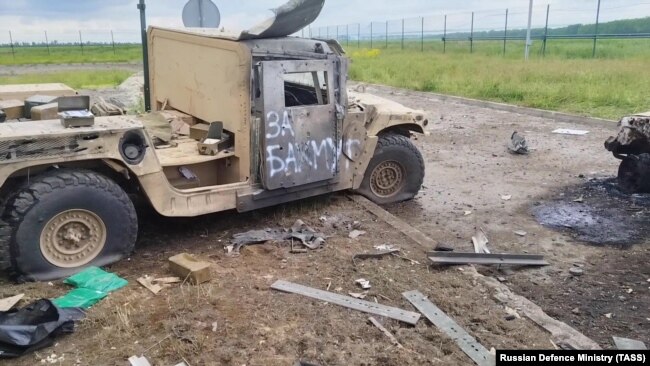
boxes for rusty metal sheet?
[241,0,325,40]
[260,59,338,190]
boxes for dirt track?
[1,74,648,365]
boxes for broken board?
[0,83,76,102]
[0,294,24,312]
[403,290,494,366]
[271,280,421,325]
[349,195,435,250]
[428,252,549,266]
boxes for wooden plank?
[271,280,421,325]
[349,195,436,250]
[0,83,76,101]
[137,276,163,295]
[368,316,403,349]
[403,290,494,366]
[0,294,24,312]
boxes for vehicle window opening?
[283,71,329,107]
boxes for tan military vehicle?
[0,23,427,281]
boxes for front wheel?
[356,133,425,204]
[2,170,138,281]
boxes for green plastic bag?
[53,267,128,309]
[63,267,128,294]
[52,288,107,309]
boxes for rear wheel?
[357,133,425,204]
[2,170,137,281]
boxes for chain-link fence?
[304,2,650,59]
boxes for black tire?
[2,170,137,282]
[356,133,425,204]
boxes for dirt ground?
[1,75,648,365]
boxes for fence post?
[44,31,50,55]
[503,9,508,56]
[308,25,312,38]
[401,19,404,49]
[421,17,424,52]
[79,30,84,55]
[326,26,330,39]
[370,22,373,48]
[525,0,533,60]
[111,30,116,54]
[470,12,474,53]
[336,25,339,41]
[593,0,601,57]
[358,24,361,48]
[346,24,349,47]
[542,5,550,56]
[8,31,15,59]
[385,21,388,49]
[443,15,447,53]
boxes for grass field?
[1,39,649,119]
[0,45,141,65]
[0,70,134,89]
[348,39,650,119]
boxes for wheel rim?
[40,209,107,268]
[370,160,406,198]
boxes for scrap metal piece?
[428,252,549,266]
[241,0,325,40]
[403,290,494,366]
[129,355,152,366]
[271,280,421,325]
[612,336,647,350]
[352,249,400,265]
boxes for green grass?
[348,39,650,120]
[0,45,142,65]
[0,70,135,90]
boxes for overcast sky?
[1,0,649,43]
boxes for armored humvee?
[0,22,427,281]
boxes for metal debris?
[514,230,528,237]
[553,129,589,135]
[128,356,152,366]
[612,336,647,350]
[231,220,325,252]
[352,249,400,265]
[428,252,549,267]
[271,280,421,325]
[403,290,494,366]
[508,131,529,155]
[355,279,372,289]
[349,292,367,299]
[349,230,366,239]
